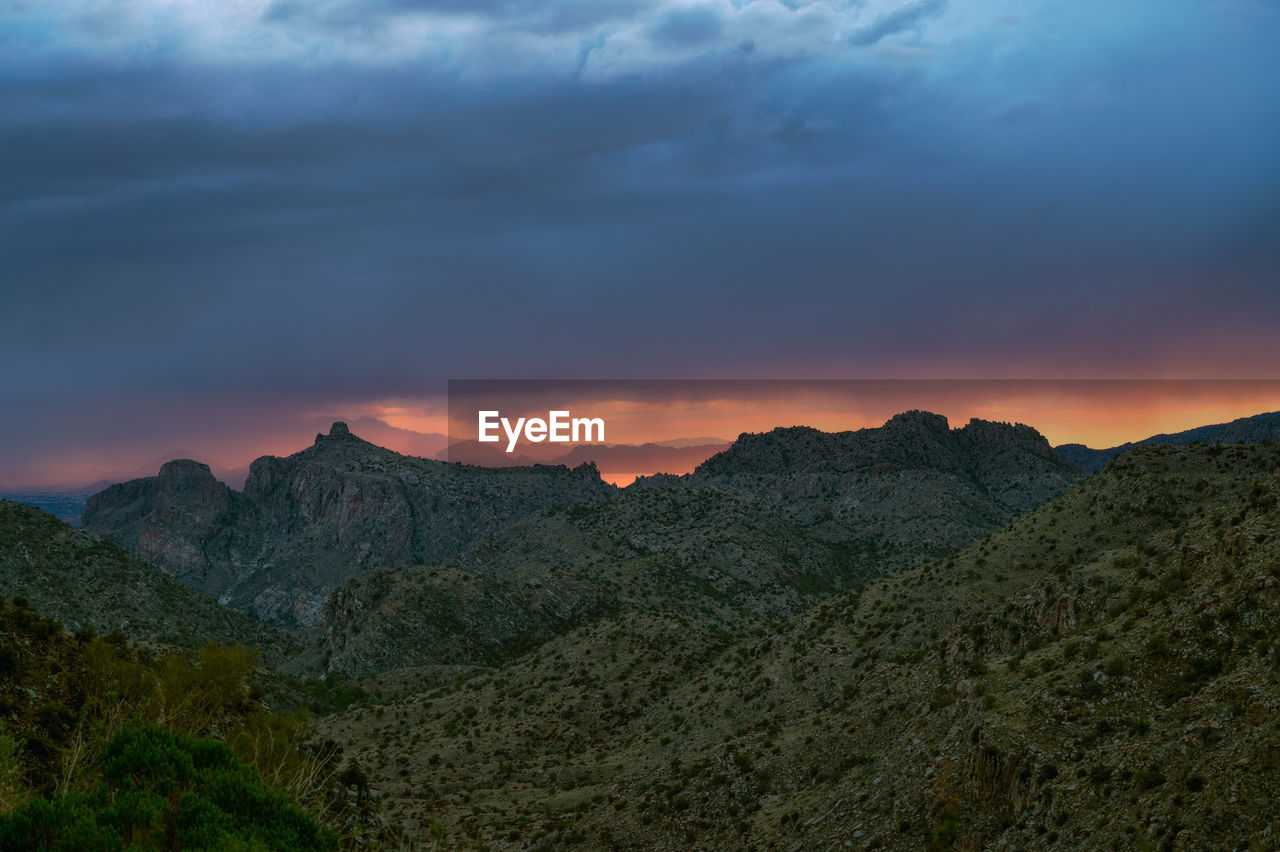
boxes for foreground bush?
[0,724,336,851]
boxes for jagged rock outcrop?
[690,411,1083,570]
[82,423,615,628]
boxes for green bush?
[0,725,336,851]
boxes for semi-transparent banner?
[447,379,1280,485]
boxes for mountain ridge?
[82,413,1084,669]
[82,422,615,628]
[1055,409,1280,472]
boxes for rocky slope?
[0,500,289,660]
[308,484,846,676]
[1056,409,1280,472]
[320,441,1280,850]
[81,422,614,627]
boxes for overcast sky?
[2,0,1278,485]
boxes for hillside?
[0,500,291,662]
[308,484,844,676]
[319,441,1280,849]
[1056,409,1280,472]
[81,422,615,628]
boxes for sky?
[2,0,1279,486]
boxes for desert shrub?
[0,646,18,676]
[1144,636,1171,659]
[295,678,374,716]
[155,643,259,733]
[1133,768,1166,790]
[1087,764,1113,785]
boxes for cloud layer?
[1,0,1279,482]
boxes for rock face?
[82,423,614,628]
[689,411,1083,572]
[1056,409,1280,472]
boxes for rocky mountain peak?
[570,460,601,478]
[314,420,355,444]
[956,417,1056,454]
[83,428,616,628]
[884,409,951,433]
[157,458,216,485]
[152,459,227,506]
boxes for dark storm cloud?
[1,0,1279,484]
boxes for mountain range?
[13,411,1280,529]
[80,414,1079,656]
[80,422,613,628]
[8,408,1280,848]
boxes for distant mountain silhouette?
[1055,410,1280,472]
[436,441,542,466]
[650,436,730,448]
[303,416,448,460]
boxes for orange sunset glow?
[7,381,1280,491]
[446,380,1280,459]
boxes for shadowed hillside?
[0,500,291,662]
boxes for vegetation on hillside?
[320,442,1280,849]
[0,724,334,851]
[0,500,291,662]
[0,597,414,849]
